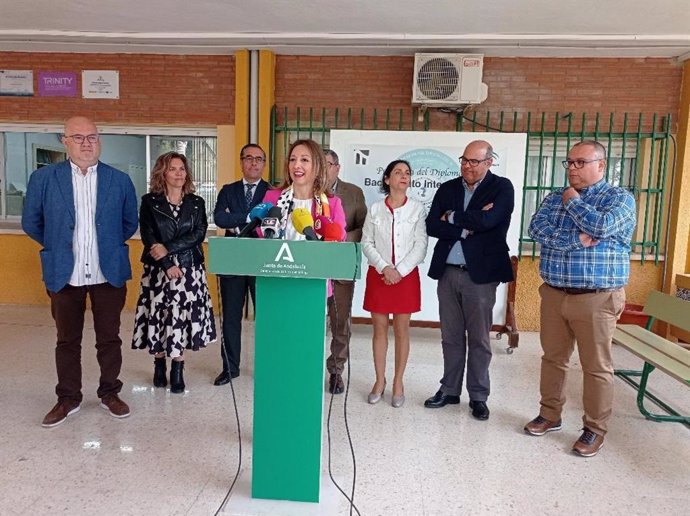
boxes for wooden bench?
[613,290,690,426]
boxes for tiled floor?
[0,304,688,516]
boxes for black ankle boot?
[170,360,185,394]
[153,357,167,388]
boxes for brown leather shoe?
[42,400,80,427]
[100,394,131,418]
[524,415,562,436]
[328,373,344,394]
[572,428,604,457]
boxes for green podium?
[208,237,361,503]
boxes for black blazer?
[426,171,514,284]
[139,192,207,270]
[213,179,271,236]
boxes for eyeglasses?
[241,156,265,164]
[326,161,339,167]
[459,156,489,167]
[65,134,99,144]
[561,158,602,169]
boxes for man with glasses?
[212,144,270,385]
[22,116,138,427]
[524,140,635,457]
[324,149,367,394]
[424,140,514,421]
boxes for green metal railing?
[271,107,673,262]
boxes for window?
[520,137,670,261]
[0,125,217,224]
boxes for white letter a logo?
[274,242,295,262]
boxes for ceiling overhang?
[1,30,689,60]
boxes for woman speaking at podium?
[362,159,428,408]
[261,139,346,242]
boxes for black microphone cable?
[213,274,243,516]
[325,251,362,516]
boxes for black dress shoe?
[213,371,239,386]
[424,390,460,408]
[469,400,490,420]
[327,373,344,394]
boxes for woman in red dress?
[362,160,428,408]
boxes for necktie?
[245,183,255,209]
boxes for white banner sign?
[330,130,527,324]
[0,70,33,96]
[82,70,119,99]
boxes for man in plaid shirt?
[524,140,636,458]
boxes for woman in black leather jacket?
[132,151,217,393]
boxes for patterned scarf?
[275,186,331,237]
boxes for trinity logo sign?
[274,242,295,263]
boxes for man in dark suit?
[324,150,367,394]
[22,116,138,427]
[424,140,514,420]
[212,143,270,384]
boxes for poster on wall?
[0,70,33,96]
[38,71,77,97]
[329,130,527,324]
[82,70,119,99]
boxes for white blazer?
[361,197,428,278]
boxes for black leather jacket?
[139,192,207,270]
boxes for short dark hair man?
[324,149,367,393]
[22,116,138,426]
[212,144,270,385]
[524,140,636,457]
[424,139,515,421]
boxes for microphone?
[314,216,345,242]
[237,202,273,238]
[291,208,318,241]
[260,206,283,239]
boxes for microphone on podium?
[314,216,345,242]
[260,206,283,239]
[237,202,273,238]
[291,208,318,241]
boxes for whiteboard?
[330,130,526,324]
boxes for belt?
[447,264,469,271]
[548,285,620,295]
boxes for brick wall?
[0,52,235,125]
[275,56,683,132]
[1,53,680,129]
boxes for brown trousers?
[49,283,127,403]
[538,283,625,435]
[326,279,355,375]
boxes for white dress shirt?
[68,161,106,286]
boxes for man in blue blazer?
[212,143,270,384]
[424,140,514,421]
[22,116,138,427]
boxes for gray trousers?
[326,279,355,375]
[437,267,498,401]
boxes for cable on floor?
[214,275,243,516]
[325,285,362,516]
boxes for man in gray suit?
[325,150,367,394]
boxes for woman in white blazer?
[361,159,428,408]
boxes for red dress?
[363,197,421,314]
[363,265,421,314]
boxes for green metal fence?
[271,107,673,262]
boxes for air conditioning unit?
[412,53,488,106]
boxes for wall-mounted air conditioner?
[412,53,488,106]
